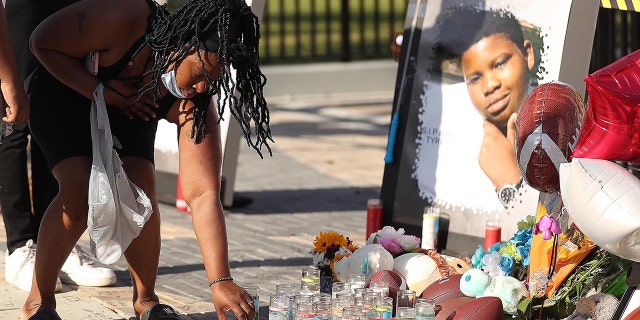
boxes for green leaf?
[517,297,533,318]
[603,271,628,298]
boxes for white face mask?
[160,69,187,99]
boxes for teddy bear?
[459,268,526,315]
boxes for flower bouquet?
[366,226,421,256]
[471,215,534,281]
[516,203,630,319]
[310,231,359,282]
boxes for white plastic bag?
[87,83,152,264]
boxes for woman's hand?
[211,281,256,320]
[1,81,29,123]
[478,113,521,189]
[103,79,158,121]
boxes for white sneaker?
[59,245,117,287]
[5,240,63,292]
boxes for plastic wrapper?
[527,201,596,298]
[573,48,640,162]
[515,81,585,193]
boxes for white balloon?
[559,158,640,261]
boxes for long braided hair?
[140,0,272,157]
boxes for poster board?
[154,0,267,207]
[380,0,600,245]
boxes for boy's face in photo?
[460,33,535,129]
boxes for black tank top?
[96,0,177,119]
[97,0,157,80]
[96,36,146,81]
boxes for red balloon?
[515,82,585,193]
[573,49,640,162]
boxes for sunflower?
[313,231,350,253]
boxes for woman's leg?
[120,157,163,317]
[20,156,92,319]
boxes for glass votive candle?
[364,290,383,301]
[368,280,389,297]
[335,291,354,300]
[301,266,321,292]
[313,301,332,320]
[354,294,374,310]
[415,299,435,320]
[346,274,366,293]
[332,294,354,320]
[484,219,502,253]
[312,292,332,304]
[342,306,362,320]
[353,287,371,298]
[396,306,416,320]
[295,301,315,320]
[395,289,416,316]
[276,284,296,320]
[276,284,297,297]
[269,295,290,320]
[332,282,351,299]
[295,293,313,307]
[371,296,393,319]
[242,286,260,320]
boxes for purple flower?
[377,238,403,254]
[534,216,562,240]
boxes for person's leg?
[20,64,92,318]
[120,157,163,317]
[31,136,118,288]
[0,123,53,292]
[0,123,36,254]
[20,156,92,319]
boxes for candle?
[484,219,501,252]
[421,207,440,250]
[367,199,383,238]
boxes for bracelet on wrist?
[208,276,234,287]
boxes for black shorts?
[28,67,161,169]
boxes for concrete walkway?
[0,99,392,319]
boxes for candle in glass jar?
[484,219,501,252]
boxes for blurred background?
[159,0,638,72]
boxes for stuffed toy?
[459,268,526,315]
[416,248,473,277]
[333,244,394,282]
[562,293,618,320]
[393,252,442,296]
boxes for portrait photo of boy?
[381,0,596,241]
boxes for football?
[450,296,504,319]
[434,296,474,319]
[422,274,466,304]
[368,269,405,306]
[515,81,585,193]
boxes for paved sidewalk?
[0,100,391,319]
